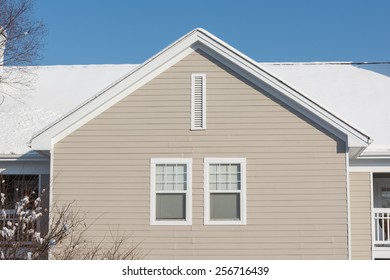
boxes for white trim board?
[349,158,390,172]
[150,158,192,226]
[345,146,352,259]
[203,157,247,226]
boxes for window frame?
[150,158,192,225]
[204,158,247,225]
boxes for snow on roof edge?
[259,65,371,141]
[29,64,140,142]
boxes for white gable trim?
[31,28,370,150]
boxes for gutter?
[0,153,49,161]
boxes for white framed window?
[191,74,206,130]
[204,158,247,225]
[150,158,192,225]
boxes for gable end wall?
[52,50,348,259]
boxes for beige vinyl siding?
[53,49,348,259]
[350,172,372,259]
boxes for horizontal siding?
[53,49,347,259]
[350,172,372,260]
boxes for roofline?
[30,31,200,142]
[255,63,372,143]
[30,28,371,150]
[258,61,390,65]
[197,28,370,146]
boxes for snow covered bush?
[0,186,142,260]
[0,187,50,259]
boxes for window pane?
[209,174,217,184]
[156,183,164,191]
[219,173,228,183]
[209,164,217,174]
[219,164,228,174]
[209,163,241,191]
[175,182,187,191]
[155,163,187,191]
[230,173,240,182]
[165,174,174,183]
[156,174,163,183]
[156,165,164,174]
[210,193,240,220]
[165,165,175,174]
[381,188,390,208]
[156,193,186,220]
[229,164,240,174]
[219,182,229,190]
[209,183,218,191]
[229,182,241,190]
[176,164,186,174]
[163,182,175,191]
[176,174,186,184]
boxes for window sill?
[204,220,247,226]
[150,220,192,226]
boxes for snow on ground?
[259,62,390,155]
[0,64,137,155]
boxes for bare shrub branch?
[0,176,143,260]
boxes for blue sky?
[34,0,390,65]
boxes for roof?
[1,29,383,158]
[0,64,137,156]
[29,28,370,155]
[260,62,390,156]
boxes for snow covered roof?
[30,29,370,153]
[1,60,389,158]
[0,64,137,156]
[259,62,390,156]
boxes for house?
[1,28,390,259]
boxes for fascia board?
[350,158,390,172]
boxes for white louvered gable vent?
[191,74,206,130]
